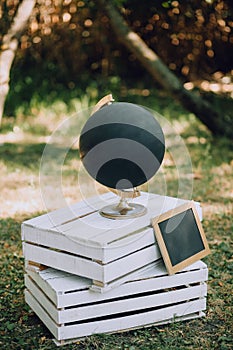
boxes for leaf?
[162,1,172,8]
[6,322,15,331]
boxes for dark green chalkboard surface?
[152,202,210,275]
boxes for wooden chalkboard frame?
[152,202,210,275]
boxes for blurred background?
[0,0,232,216]
[1,0,233,126]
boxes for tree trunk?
[98,0,232,139]
[0,0,36,127]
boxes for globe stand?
[100,189,147,219]
[80,95,165,220]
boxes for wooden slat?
[23,243,103,281]
[53,312,205,346]
[25,268,59,306]
[25,289,59,339]
[26,267,91,307]
[91,260,208,293]
[55,211,147,247]
[22,193,203,289]
[56,284,207,324]
[60,298,206,340]
[25,287,206,341]
[22,224,156,264]
[91,262,159,293]
[59,195,202,247]
[25,275,59,323]
[22,193,202,264]
[22,192,115,230]
[23,242,161,284]
[102,227,156,263]
[103,244,161,283]
[134,260,207,279]
[26,272,207,324]
[26,261,208,309]
[22,225,106,261]
[23,193,202,249]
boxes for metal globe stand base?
[100,197,147,220]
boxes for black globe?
[79,102,165,190]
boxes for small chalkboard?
[152,202,210,275]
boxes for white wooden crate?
[22,192,202,291]
[25,260,208,345]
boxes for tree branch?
[98,0,232,138]
[0,0,36,126]
[2,0,36,47]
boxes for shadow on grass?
[0,216,52,349]
[0,142,80,172]
[180,115,233,164]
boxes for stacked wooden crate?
[22,192,208,345]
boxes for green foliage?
[0,142,45,171]
[2,0,233,114]
[162,1,172,8]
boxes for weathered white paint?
[25,289,206,342]
[26,260,208,308]
[22,193,202,288]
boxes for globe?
[79,99,165,219]
[80,102,165,187]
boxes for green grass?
[0,92,232,349]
